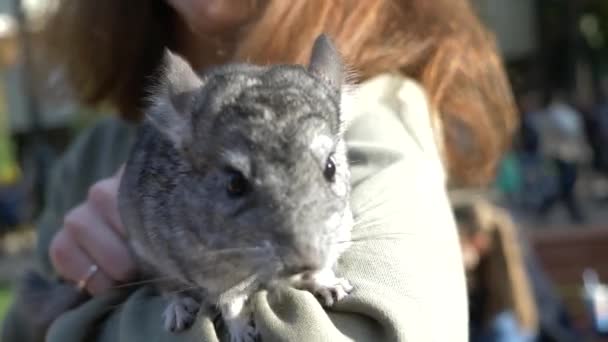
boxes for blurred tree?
[0,82,20,186]
[0,12,18,187]
[581,0,608,100]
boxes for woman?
[454,199,539,341]
[2,0,516,341]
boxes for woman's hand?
[49,167,137,295]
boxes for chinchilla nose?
[276,232,323,274]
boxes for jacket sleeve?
[43,75,467,342]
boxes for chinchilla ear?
[308,34,343,93]
[309,34,349,134]
[147,49,202,149]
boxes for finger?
[87,178,126,238]
[65,205,137,283]
[49,230,115,295]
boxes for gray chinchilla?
[118,34,354,342]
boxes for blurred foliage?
[0,76,19,186]
[580,0,608,77]
[531,0,608,93]
[0,286,11,323]
[586,0,608,43]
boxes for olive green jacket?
[2,74,467,342]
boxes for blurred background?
[0,0,608,341]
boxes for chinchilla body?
[118,35,354,339]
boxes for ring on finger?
[76,264,99,292]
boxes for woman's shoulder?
[63,115,137,176]
[345,73,446,181]
[77,115,136,149]
[41,114,137,210]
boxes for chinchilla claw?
[162,295,200,332]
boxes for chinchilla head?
[140,34,353,291]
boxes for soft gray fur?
[118,34,353,342]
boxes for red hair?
[42,0,517,185]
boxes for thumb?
[115,164,125,179]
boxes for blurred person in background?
[513,88,557,213]
[583,78,608,177]
[537,90,591,223]
[1,0,516,341]
[518,90,543,161]
[455,199,538,342]
[518,89,543,207]
[454,199,581,342]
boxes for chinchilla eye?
[324,155,336,182]
[226,169,249,197]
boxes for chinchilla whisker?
[351,234,413,243]
[111,275,182,289]
[189,245,274,259]
[227,272,261,291]
[184,251,276,276]
[104,285,203,312]
[165,285,201,296]
[354,198,391,214]
[352,227,405,237]
[347,159,366,165]
[353,186,395,206]
[189,268,261,293]
[320,215,403,242]
[354,196,386,209]
[353,215,390,226]
[356,205,402,220]
[353,216,399,228]
[333,232,415,245]
[324,244,395,260]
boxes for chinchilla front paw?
[227,322,258,342]
[162,294,201,332]
[290,268,353,307]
